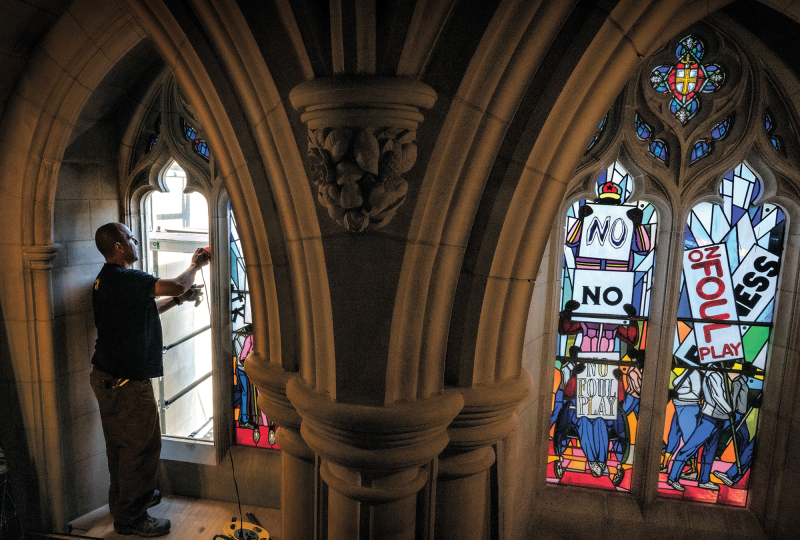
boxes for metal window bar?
[162,325,211,352]
[162,371,212,409]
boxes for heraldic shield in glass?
[659,164,785,505]
[548,162,657,491]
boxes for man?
[661,364,702,478]
[90,222,209,537]
[665,366,745,492]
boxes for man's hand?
[178,284,205,306]
[626,207,643,227]
[192,247,210,267]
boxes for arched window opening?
[548,161,658,491]
[659,164,786,506]
[543,24,799,512]
[144,161,213,441]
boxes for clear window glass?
[144,161,213,441]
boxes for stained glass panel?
[586,114,608,153]
[690,140,711,163]
[659,163,785,506]
[649,140,668,163]
[765,111,785,156]
[548,162,657,492]
[181,116,211,162]
[650,35,725,124]
[229,202,278,449]
[635,112,669,165]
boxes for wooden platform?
[69,495,281,540]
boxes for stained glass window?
[635,112,669,165]
[765,111,784,155]
[181,116,211,162]
[146,115,160,153]
[690,139,712,163]
[650,35,725,124]
[586,114,607,153]
[711,117,731,140]
[548,161,657,491]
[229,202,278,449]
[690,117,732,164]
[659,163,785,506]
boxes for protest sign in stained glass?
[659,163,785,505]
[548,161,657,491]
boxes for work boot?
[114,515,171,537]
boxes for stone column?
[253,359,317,540]
[435,374,532,540]
[21,243,67,531]
[287,376,464,540]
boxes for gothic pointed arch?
[516,11,800,537]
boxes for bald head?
[95,223,126,259]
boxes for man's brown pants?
[90,367,161,526]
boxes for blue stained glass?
[195,141,210,161]
[702,64,725,92]
[771,136,783,153]
[671,98,700,124]
[649,140,668,163]
[756,298,774,323]
[690,139,711,163]
[650,65,671,93]
[641,205,655,224]
[586,114,607,152]
[549,161,658,492]
[635,113,652,140]
[725,226,739,271]
[146,135,158,154]
[676,35,704,61]
[677,280,692,318]
[711,117,731,140]
[765,113,773,132]
[662,162,786,507]
[183,121,197,142]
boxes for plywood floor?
[70,495,281,540]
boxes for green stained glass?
[742,326,769,363]
[661,163,786,507]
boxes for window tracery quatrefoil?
[650,35,726,125]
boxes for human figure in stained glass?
[551,164,655,489]
[666,364,747,492]
[660,165,784,504]
[661,363,702,479]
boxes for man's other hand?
[192,247,210,267]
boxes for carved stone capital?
[290,76,436,232]
[447,371,533,452]
[248,354,303,432]
[22,244,61,270]
[286,376,463,474]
